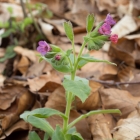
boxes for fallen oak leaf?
[87,113,116,140]
[0,85,35,137]
[112,102,140,140]
[99,87,140,119]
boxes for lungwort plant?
[20,14,120,140]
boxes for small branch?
[87,77,140,86]
[20,0,27,18]
[68,109,121,129]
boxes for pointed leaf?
[52,126,65,140]
[63,21,74,42]
[29,131,41,140]
[27,116,54,136]
[79,56,116,65]
[86,14,95,33]
[63,76,91,102]
[20,108,66,120]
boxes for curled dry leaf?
[0,85,35,137]
[38,19,60,44]
[112,15,138,38]
[0,120,29,140]
[109,45,135,67]
[112,102,140,140]
[87,113,116,140]
[14,46,37,62]
[99,87,140,119]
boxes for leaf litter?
[0,0,140,140]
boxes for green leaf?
[0,29,15,38]
[66,49,73,56]
[0,45,16,62]
[29,131,41,140]
[21,17,33,31]
[77,54,89,69]
[0,21,9,28]
[79,56,116,65]
[20,108,66,120]
[66,127,84,140]
[25,116,54,136]
[41,56,71,73]
[86,14,94,33]
[84,35,109,50]
[7,7,13,14]
[52,126,65,140]
[50,44,62,52]
[44,132,50,140]
[63,21,74,42]
[63,76,91,102]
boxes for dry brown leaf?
[112,15,138,38]
[87,113,116,140]
[125,74,140,96]
[109,45,135,67]
[112,102,140,140]
[16,56,30,75]
[77,51,113,79]
[76,80,102,110]
[95,0,117,13]
[27,73,61,92]
[0,85,35,136]
[0,120,29,139]
[26,61,46,78]
[38,19,60,44]
[64,0,93,26]
[99,88,140,119]
[14,46,36,62]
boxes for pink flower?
[37,41,51,55]
[105,14,116,26]
[55,55,61,61]
[98,23,111,35]
[110,34,118,43]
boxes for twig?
[20,0,27,18]
[88,77,140,86]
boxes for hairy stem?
[62,41,87,133]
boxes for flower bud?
[110,34,118,44]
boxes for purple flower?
[98,23,111,35]
[110,34,118,44]
[55,55,61,61]
[105,14,116,26]
[37,41,51,55]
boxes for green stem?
[26,0,45,39]
[72,40,76,65]
[68,109,121,129]
[62,41,87,133]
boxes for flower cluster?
[98,14,118,44]
[37,41,62,61]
